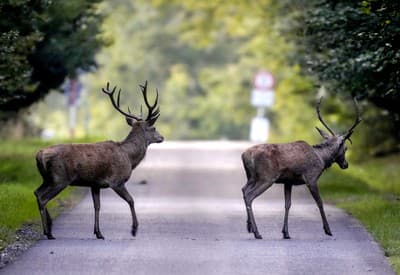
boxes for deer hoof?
[283,233,291,239]
[254,233,263,239]
[246,221,253,233]
[324,227,332,236]
[46,234,55,240]
[131,227,137,237]
[95,233,105,239]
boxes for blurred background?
[1,0,399,158]
[1,1,399,269]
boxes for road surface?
[1,141,395,274]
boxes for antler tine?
[147,89,160,122]
[102,82,142,121]
[139,81,160,125]
[345,97,362,138]
[316,97,336,136]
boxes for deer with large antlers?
[242,98,361,239]
[35,81,163,239]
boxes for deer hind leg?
[91,187,104,239]
[242,182,254,233]
[282,184,293,239]
[35,183,51,239]
[36,186,53,231]
[242,164,256,233]
[307,182,332,236]
[34,182,66,239]
[112,185,138,237]
[45,209,52,231]
[244,179,274,239]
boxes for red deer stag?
[35,81,163,239]
[242,98,361,239]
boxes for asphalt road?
[1,141,395,275]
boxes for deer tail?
[36,150,52,182]
[242,151,255,180]
[241,151,253,168]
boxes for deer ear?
[315,127,330,139]
[126,117,134,126]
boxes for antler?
[102,81,160,125]
[316,97,336,136]
[139,81,160,126]
[344,97,362,140]
[102,82,142,121]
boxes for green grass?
[320,155,400,274]
[0,139,80,250]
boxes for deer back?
[244,141,323,179]
[36,141,134,188]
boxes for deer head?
[102,81,164,145]
[315,97,362,169]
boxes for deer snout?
[339,161,348,169]
[153,133,164,143]
[156,135,164,143]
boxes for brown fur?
[242,99,361,240]
[35,88,163,240]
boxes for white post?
[249,70,275,143]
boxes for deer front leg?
[112,185,138,237]
[306,182,332,236]
[91,187,104,239]
[282,184,292,239]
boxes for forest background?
[1,0,399,160]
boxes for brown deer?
[34,81,163,239]
[242,98,361,239]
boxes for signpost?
[250,70,275,142]
[64,77,82,138]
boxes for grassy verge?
[0,139,84,251]
[319,155,400,273]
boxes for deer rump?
[243,141,320,186]
[36,142,133,188]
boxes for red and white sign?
[253,71,275,90]
[251,70,275,107]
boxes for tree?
[149,0,316,141]
[34,0,316,141]
[0,0,105,117]
[287,0,400,142]
[86,1,259,140]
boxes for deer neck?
[120,129,148,169]
[312,141,338,170]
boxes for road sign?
[251,89,275,107]
[253,70,274,90]
[251,71,275,107]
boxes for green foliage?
[0,0,105,115]
[82,0,315,141]
[319,157,400,272]
[285,0,400,149]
